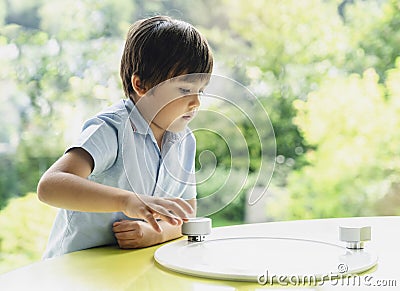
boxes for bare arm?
[113,199,197,248]
[37,148,193,232]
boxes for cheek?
[154,103,180,125]
[164,99,186,114]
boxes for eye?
[179,88,191,94]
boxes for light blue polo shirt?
[43,99,197,259]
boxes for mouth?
[182,111,196,121]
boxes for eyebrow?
[175,79,210,89]
[179,73,210,83]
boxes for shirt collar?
[124,98,184,143]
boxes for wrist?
[117,190,132,213]
[155,228,165,245]
[140,220,164,245]
[158,220,183,243]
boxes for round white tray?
[154,236,377,283]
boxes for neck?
[150,122,165,149]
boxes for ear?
[131,75,147,98]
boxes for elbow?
[37,174,52,203]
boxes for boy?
[38,15,213,258]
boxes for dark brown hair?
[120,15,213,99]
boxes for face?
[136,75,208,133]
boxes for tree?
[342,0,400,80]
[288,63,400,218]
[211,0,354,185]
[0,0,135,206]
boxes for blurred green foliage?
[0,193,57,274]
[218,0,400,219]
[287,64,400,219]
[1,0,400,274]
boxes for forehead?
[170,75,210,88]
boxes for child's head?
[120,15,213,101]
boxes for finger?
[169,198,194,214]
[159,200,190,221]
[149,204,183,225]
[113,221,122,227]
[114,230,143,240]
[135,194,192,219]
[171,218,181,225]
[162,215,181,226]
[141,209,162,233]
[153,213,180,225]
[112,219,129,228]
[112,221,139,232]
[113,223,140,235]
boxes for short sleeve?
[67,115,119,176]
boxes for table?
[0,216,399,290]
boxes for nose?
[188,93,201,110]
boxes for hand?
[113,220,162,249]
[122,194,193,233]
